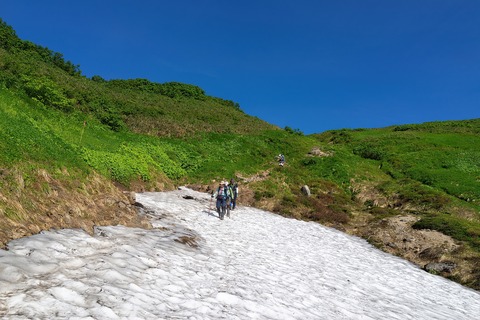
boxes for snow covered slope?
[0,187,479,319]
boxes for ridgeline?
[1,18,479,290]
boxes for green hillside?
[1,18,479,290]
[316,123,480,241]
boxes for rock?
[301,185,311,197]
[123,191,136,205]
[117,201,128,209]
[424,262,457,274]
[386,242,398,249]
[134,202,145,208]
[308,147,333,157]
[419,247,443,260]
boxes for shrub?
[353,143,386,160]
[298,192,349,224]
[324,130,352,144]
[306,206,349,224]
[284,126,304,136]
[302,158,317,166]
[21,75,74,111]
[98,110,126,132]
[393,125,415,131]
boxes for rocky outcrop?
[352,215,460,265]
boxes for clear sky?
[1,0,479,134]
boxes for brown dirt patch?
[0,169,152,248]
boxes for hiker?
[212,181,228,220]
[224,180,235,218]
[277,154,285,166]
[229,178,239,210]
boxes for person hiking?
[224,181,235,218]
[229,178,239,210]
[277,154,285,166]
[212,181,228,220]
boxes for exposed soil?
[0,170,153,249]
[345,179,480,290]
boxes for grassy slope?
[314,123,480,240]
[1,18,480,289]
[312,124,480,288]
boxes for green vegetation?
[1,18,480,289]
[413,214,480,251]
[315,124,480,251]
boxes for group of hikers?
[211,153,284,220]
[211,179,239,220]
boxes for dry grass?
[0,167,152,248]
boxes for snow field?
[0,187,478,319]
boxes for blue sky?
[2,0,479,134]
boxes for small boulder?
[134,202,145,208]
[424,262,456,274]
[123,191,136,205]
[301,185,311,197]
[308,147,333,157]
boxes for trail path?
[0,187,479,319]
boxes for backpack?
[217,186,227,199]
[230,183,238,196]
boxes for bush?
[393,125,415,131]
[306,206,349,224]
[321,130,352,144]
[98,108,127,132]
[302,158,317,166]
[21,75,74,111]
[353,143,386,160]
[298,192,349,224]
[284,126,304,136]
